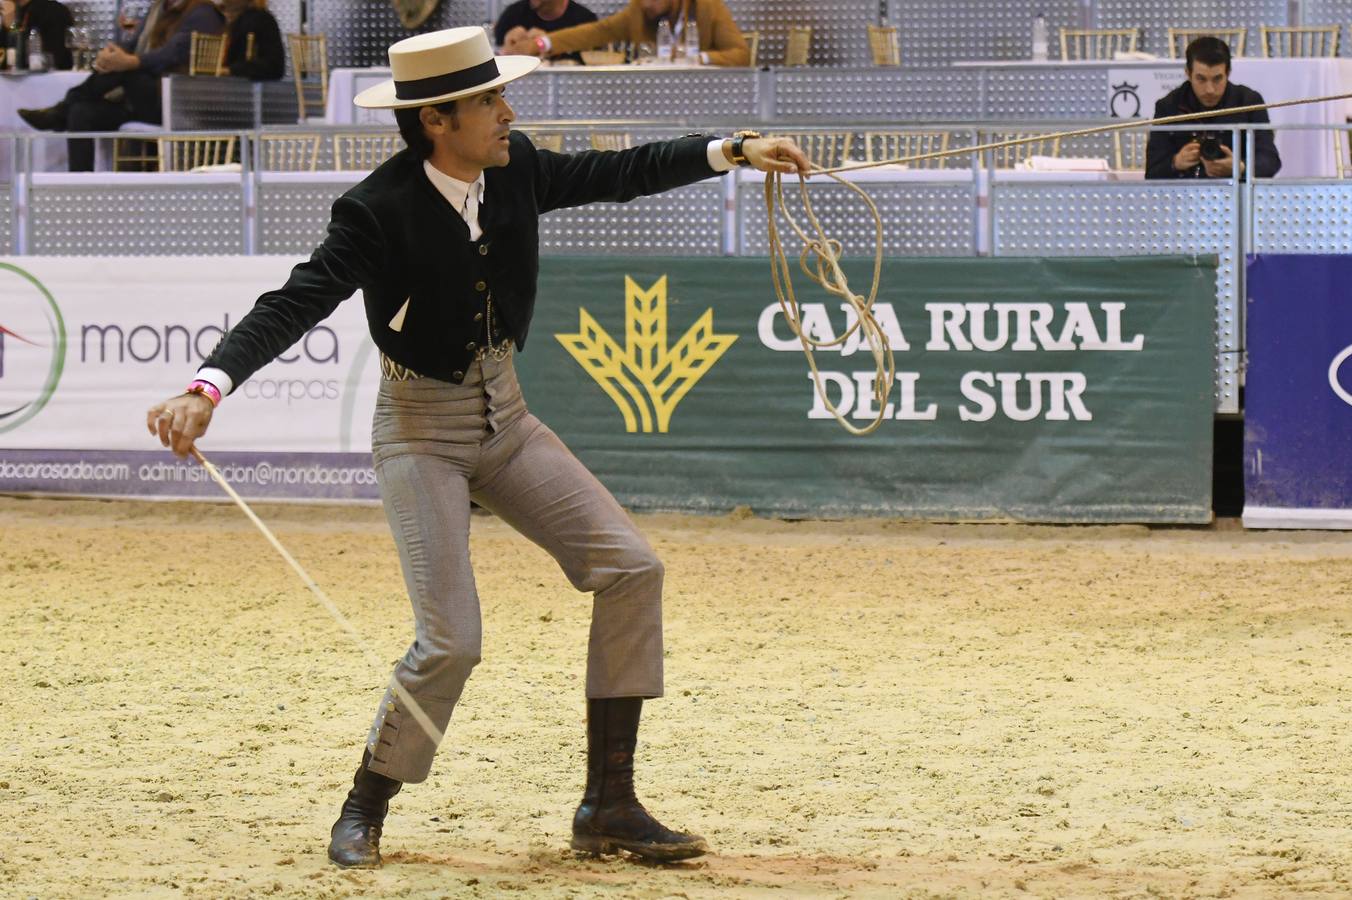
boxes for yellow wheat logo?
[556,275,737,433]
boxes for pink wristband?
[535,35,548,53]
[186,379,222,407]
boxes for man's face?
[529,0,566,13]
[1187,61,1229,108]
[427,87,516,172]
[639,0,674,20]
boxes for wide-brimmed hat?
[354,27,540,110]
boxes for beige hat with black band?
[354,27,540,110]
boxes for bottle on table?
[683,17,700,65]
[1031,12,1048,61]
[27,28,45,71]
[10,22,28,71]
[655,18,673,64]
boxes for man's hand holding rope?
[732,136,813,176]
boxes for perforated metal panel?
[737,179,974,256]
[993,181,1238,411]
[1300,2,1351,54]
[313,0,493,68]
[257,180,362,254]
[553,69,759,118]
[0,184,12,255]
[30,184,243,255]
[1252,183,1352,252]
[889,0,1083,66]
[984,66,1106,118]
[539,181,722,255]
[1095,0,1287,57]
[724,0,879,67]
[773,68,983,121]
[168,78,300,130]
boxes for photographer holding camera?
[1145,36,1281,179]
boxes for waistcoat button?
[466,341,477,351]
[478,244,488,255]
[453,370,464,380]
[475,280,487,291]
[473,312,483,322]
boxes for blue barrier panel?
[1244,254,1352,529]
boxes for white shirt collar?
[422,160,487,236]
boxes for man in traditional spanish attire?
[146,27,807,868]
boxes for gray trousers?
[364,353,664,784]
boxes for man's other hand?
[146,393,214,458]
[1173,140,1201,172]
[1202,143,1236,178]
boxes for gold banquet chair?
[1059,27,1139,60]
[188,31,227,76]
[866,24,900,66]
[981,131,1061,169]
[157,135,237,171]
[1260,25,1339,57]
[256,133,321,171]
[1334,130,1352,179]
[588,131,633,151]
[864,131,951,168]
[1112,131,1148,171]
[1167,27,1247,57]
[288,32,329,121]
[743,30,760,67]
[770,131,853,169]
[783,25,811,67]
[332,132,402,170]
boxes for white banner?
[0,257,384,499]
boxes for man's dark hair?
[394,100,459,158]
[1185,36,1232,72]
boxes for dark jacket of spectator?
[494,0,596,63]
[1146,81,1281,179]
[120,0,225,75]
[225,5,283,79]
[13,0,75,70]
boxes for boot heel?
[570,833,616,856]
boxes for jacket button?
[473,312,483,322]
[453,370,464,380]
[466,341,477,351]
[478,244,488,255]
[475,280,487,291]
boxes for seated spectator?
[0,0,75,70]
[17,0,224,171]
[495,0,597,64]
[218,0,283,80]
[507,0,749,67]
[1146,36,1281,179]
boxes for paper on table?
[1020,155,1110,172]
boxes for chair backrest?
[257,133,321,171]
[982,132,1061,168]
[1166,27,1247,58]
[332,132,402,170]
[863,131,951,167]
[1059,27,1139,60]
[1112,131,1148,170]
[589,131,633,152]
[288,33,329,120]
[521,131,564,152]
[1335,130,1351,179]
[113,138,159,172]
[1260,25,1339,58]
[188,31,227,76]
[784,25,811,66]
[866,24,900,67]
[770,132,853,169]
[158,135,238,171]
[743,30,760,67]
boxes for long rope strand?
[189,447,445,749]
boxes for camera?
[1194,132,1224,161]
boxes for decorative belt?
[380,299,512,381]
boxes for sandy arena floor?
[2,495,1351,898]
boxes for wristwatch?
[729,130,761,166]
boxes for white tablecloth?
[0,70,88,174]
[325,67,395,126]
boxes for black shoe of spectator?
[18,105,68,131]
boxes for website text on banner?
[0,256,1215,521]
[1244,254,1352,530]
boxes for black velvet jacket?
[203,133,720,388]
[1144,81,1281,179]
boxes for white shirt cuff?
[706,138,736,172]
[194,367,234,397]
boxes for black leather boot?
[571,698,708,862]
[17,104,68,132]
[327,749,402,868]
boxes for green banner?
[516,255,1216,522]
